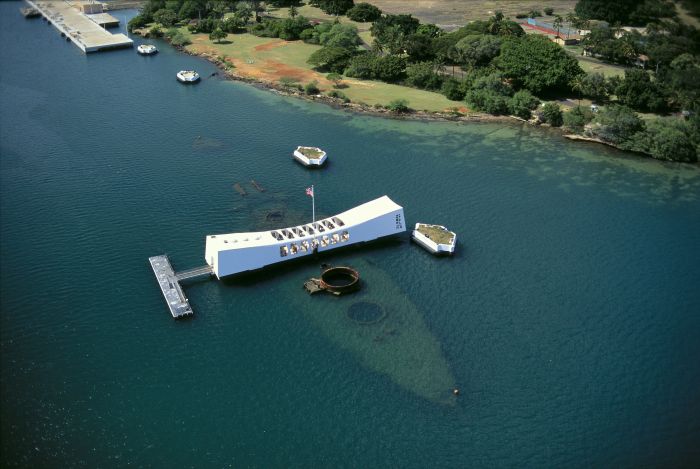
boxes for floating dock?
[148,255,212,319]
[26,0,133,53]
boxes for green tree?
[465,72,513,114]
[374,55,406,82]
[317,0,355,16]
[307,46,356,73]
[665,53,700,111]
[487,10,525,36]
[553,15,563,37]
[178,1,199,20]
[580,72,608,102]
[575,0,636,24]
[319,23,361,50]
[153,8,177,27]
[344,52,378,78]
[615,69,668,112]
[209,27,227,43]
[453,34,501,69]
[346,2,381,22]
[326,72,343,87]
[370,14,420,54]
[643,118,697,162]
[497,35,583,94]
[542,102,563,126]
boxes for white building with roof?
[205,196,405,278]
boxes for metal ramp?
[176,265,213,281]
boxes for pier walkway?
[149,255,195,319]
[26,0,132,53]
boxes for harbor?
[24,0,132,53]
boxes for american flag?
[305,186,314,197]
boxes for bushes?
[585,105,644,145]
[509,90,540,119]
[563,105,595,131]
[642,118,697,162]
[465,73,513,115]
[544,7,554,15]
[387,99,411,113]
[304,80,320,95]
[614,69,668,113]
[153,8,177,27]
[128,14,149,32]
[170,31,191,46]
[405,62,442,90]
[307,46,356,73]
[441,79,466,101]
[327,90,350,102]
[251,16,313,40]
[542,103,563,127]
[345,53,406,82]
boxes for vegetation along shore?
[130,0,700,163]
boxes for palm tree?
[487,10,504,35]
[553,15,563,39]
[571,75,585,105]
[288,5,298,18]
[565,13,578,38]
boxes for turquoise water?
[2,4,700,467]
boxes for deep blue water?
[2,4,700,467]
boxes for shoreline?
[152,35,696,165]
[184,46,518,125]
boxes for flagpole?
[311,184,315,225]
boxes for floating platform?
[148,255,212,319]
[412,223,457,255]
[26,0,132,53]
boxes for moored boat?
[412,223,456,255]
[176,70,200,83]
[293,146,327,167]
[137,44,158,55]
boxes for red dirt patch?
[253,40,287,52]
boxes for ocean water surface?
[2,4,700,467]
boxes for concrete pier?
[149,255,194,319]
[26,0,132,53]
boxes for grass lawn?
[184,29,465,112]
[416,224,455,244]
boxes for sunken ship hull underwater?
[205,196,406,279]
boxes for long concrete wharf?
[25,0,133,53]
[149,255,212,319]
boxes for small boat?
[293,146,327,167]
[137,44,158,55]
[412,223,456,255]
[176,70,200,83]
